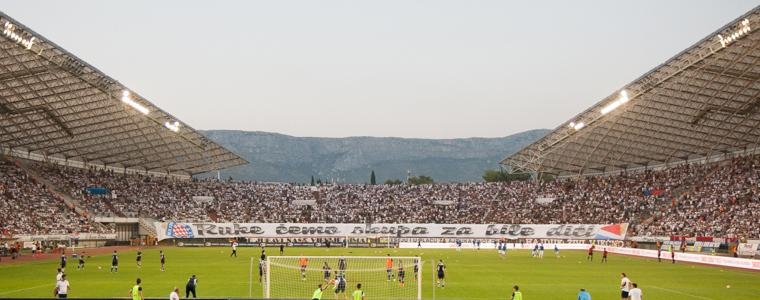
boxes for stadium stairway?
[14,158,89,217]
[138,217,158,236]
[632,162,724,236]
[13,158,111,232]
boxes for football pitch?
[1,247,758,299]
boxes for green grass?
[1,247,758,299]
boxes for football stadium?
[1,4,760,300]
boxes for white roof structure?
[0,12,247,175]
[503,5,760,176]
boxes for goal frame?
[262,255,422,300]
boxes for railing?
[138,218,158,236]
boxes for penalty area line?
[0,283,51,296]
[649,285,714,300]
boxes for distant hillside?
[198,129,549,183]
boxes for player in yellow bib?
[352,283,365,300]
[129,278,143,300]
[510,285,522,300]
[311,281,332,300]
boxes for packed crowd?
[2,153,758,238]
[0,160,106,235]
[637,155,760,238]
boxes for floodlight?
[600,90,629,115]
[121,91,150,115]
[164,121,181,132]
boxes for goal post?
[263,256,422,299]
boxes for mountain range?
[199,129,549,183]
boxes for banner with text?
[155,222,628,241]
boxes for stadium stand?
[2,153,757,239]
[635,155,760,238]
[0,158,108,235]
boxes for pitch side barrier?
[400,243,760,271]
[400,242,608,250]
[606,246,760,271]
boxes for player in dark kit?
[258,259,265,283]
[601,248,608,263]
[436,259,445,288]
[413,258,419,279]
[185,275,198,298]
[334,273,347,300]
[136,251,142,270]
[587,245,594,261]
[397,262,406,287]
[279,244,284,255]
[110,251,119,272]
[338,257,347,276]
[60,253,67,270]
[77,252,85,270]
[160,250,166,272]
[322,262,332,283]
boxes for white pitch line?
[0,283,50,296]
[650,285,714,300]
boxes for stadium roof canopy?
[0,12,247,175]
[503,5,760,176]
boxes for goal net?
[263,256,421,299]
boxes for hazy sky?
[2,1,757,138]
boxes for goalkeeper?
[299,255,309,280]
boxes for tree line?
[308,168,549,185]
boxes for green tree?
[370,170,376,185]
[408,175,434,185]
[483,169,508,182]
[310,175,315,186]
[384,179,403,185]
